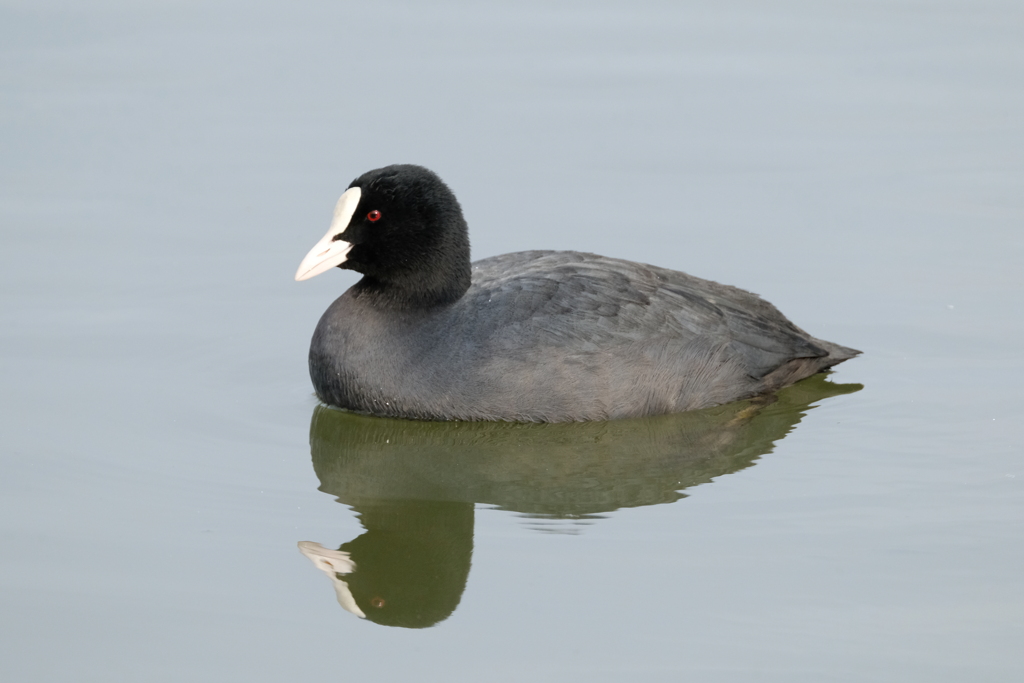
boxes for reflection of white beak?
[294,186,362,281]
[298,541,366,618]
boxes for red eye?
[367,210,381,222]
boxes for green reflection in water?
[299,374,861,628]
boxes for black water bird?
[295,164,858,421]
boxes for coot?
[295,164,858,422]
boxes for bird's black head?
[295,164,472,308]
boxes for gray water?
[2,1,1022,680]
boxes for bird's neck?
[351,258,471,310]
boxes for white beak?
[294,186,362,281]
[297,541,366,618]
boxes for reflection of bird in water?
[299,374,861,627]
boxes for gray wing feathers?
[469,251,832,380]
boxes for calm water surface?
[2,1,1022,681]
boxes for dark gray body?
[310,250,859,422]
